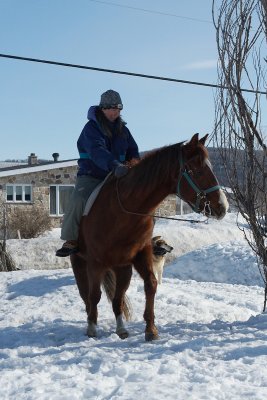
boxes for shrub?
[8,207,52,239]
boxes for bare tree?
[212,0,267,309]
[260,0,267,36]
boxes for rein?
[115,178,209,224]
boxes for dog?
[152,236,173,284]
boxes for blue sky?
[0,0,219,161]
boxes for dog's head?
[152,236,173,256]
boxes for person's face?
[102,108,121,122]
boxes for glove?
[114,164,128,178]
[125,158,140,167]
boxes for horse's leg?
[133,248,159,341]
[113,265,132,339]
[71,255,102,337]
[70,254,90,320]
[86,268,102,338]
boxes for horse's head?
[176,133,229,219]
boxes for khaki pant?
[60,175,102,241]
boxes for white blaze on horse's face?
[205,159,229,219]
[217,189,229,218]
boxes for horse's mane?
[137,143,181,184]
[118,142,181,198]
[122,140,209,196]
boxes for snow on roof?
[0,160,78,177]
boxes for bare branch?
[212,0,267,306]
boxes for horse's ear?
[189,133,199,146]
[199,134,208,145]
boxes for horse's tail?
[102,270,132,321]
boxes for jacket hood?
[87,106,98,122]
[87,105,127,126]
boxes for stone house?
[0,153,177,229]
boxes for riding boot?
[56,240,78,257]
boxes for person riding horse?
[71,133,229,341]
[56,90,140,257]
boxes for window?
[6,185,32,203]
[50,185,74,216]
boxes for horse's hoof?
[118,331,129,340]
[87,330,97,338]
[145,332,159,341]
[87,322,97,338]
[87,331,97,338]
[116,328,129,340]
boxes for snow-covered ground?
[1,213,267,399]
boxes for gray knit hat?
[99,89,123,109]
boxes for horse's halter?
[176,151,221,214]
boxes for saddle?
[83,172,112,216]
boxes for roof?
[0,159,78,177]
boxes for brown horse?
[71,133,229,341]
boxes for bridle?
[115,148,221,223]
[176,151,221,214]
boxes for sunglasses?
[103,104,123,110]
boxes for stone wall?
[0,165,78,187]
[156,195,177,217]
[0,165,78,227]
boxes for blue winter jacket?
[77,106,140,179]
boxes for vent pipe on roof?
[52,153,59,162]
[28,153,38,165]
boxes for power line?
[0,52,266,95]
[88,0,212,24]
